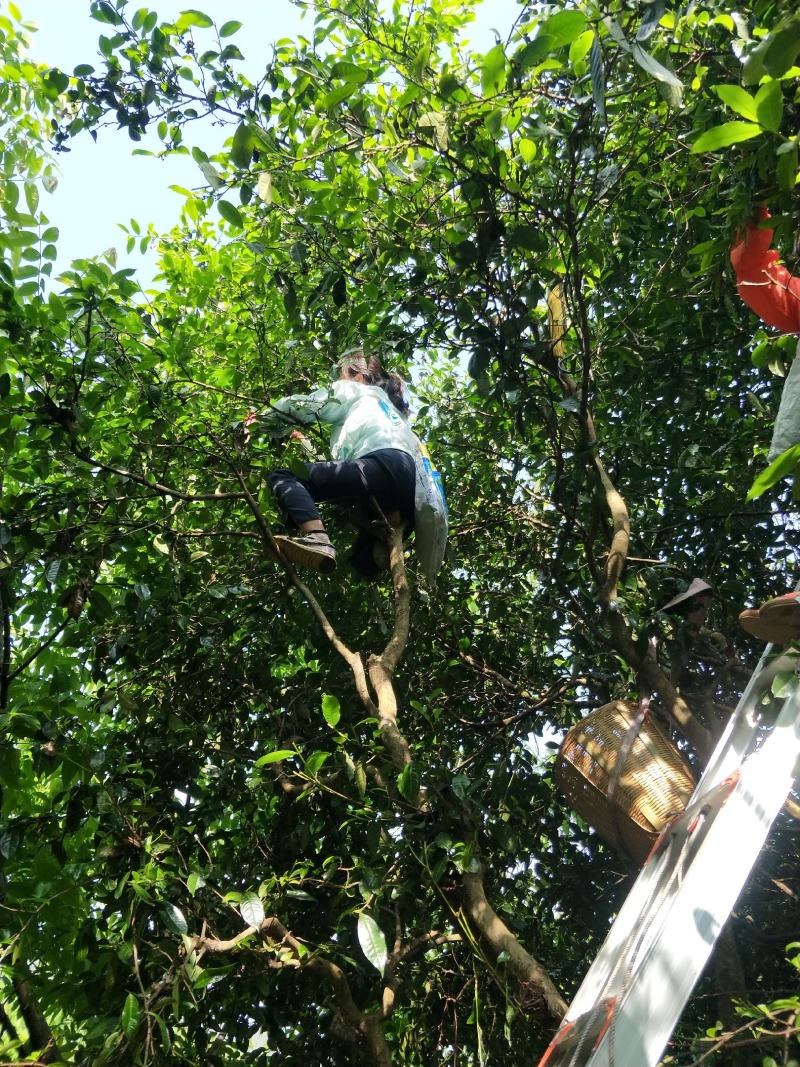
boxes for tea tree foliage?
[0,0,799,1064]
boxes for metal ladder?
[538,643,800,1067]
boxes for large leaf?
[254,749,296,766]
[747,445,800,500]
[636,0,666,41]
[763,19,800,77]
[217,200,244,228]
[690,121,763,152]
[120,992,141,1040]
[176,9,213,32]
[754,80,783,133]
[321,693,341,728]
[712,84,757,123]
[161,903,189,936]
[480,44,507,94]
[397,761,421,803]
[631,42,682,92]
[230,122,255,169]
[240,893,265,928]
[538,10,587,50]
[357,913,388,975]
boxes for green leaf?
[230,122,255,169]
[187,872,206,896]
[254,749,295,766]
[357,912,387,975]
[324,82,359,108]
[305,750,330,776]
[509,224,543,252]
[321,693,341,728]
[217,200,243,228]
[515,37,555,73]
[199,160,223,188]
[88,588,112,620]
[120,992,141,1040]
[240,893,265,928]
[763,19,800,78]
[569,30,594,66]
[153,534,170,555]
[417,111,449,151]
[776,142,799,191]
[691,121,763,153]
[330,60,371,84]
[481,44,507,95]
[712,84,757,123]
[631,42,682,92]
[355,762,367,798]
[754,80,783,134]
[176,9,213,32]
[518,138,536,164]
[747,444,800,500]
[397,761,421,803]
[161,902,189,935]
[539,10,587,50]
[636,0,666,41]
[219,19,242,37]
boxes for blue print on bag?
[422,458,448,515]
[378,398,400,422]
[432,470,448,516]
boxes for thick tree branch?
[461,866,567,1022]
[7,619,68,684]
[368,525,414,774]
[73,448,245,502]
[198,915,393,1066]
[231,465,380,716]
[12,961,61,1064]
[0,578,10,710]
[592,455,630,607]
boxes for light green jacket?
[255,380,415,462]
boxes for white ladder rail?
[539,645,800,1067]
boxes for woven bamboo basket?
[554,700,696,864]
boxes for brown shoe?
[739,592,800,644]
[273,532,336,573]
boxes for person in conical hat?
[659,579,743,728]
[660,578,714,627]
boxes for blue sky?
[18,0,522,289]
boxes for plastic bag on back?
[409,436,448,583]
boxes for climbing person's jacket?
[254,379,448,581]
[731,207,800,461]
[256,379,414,461]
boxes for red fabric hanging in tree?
[730,207,800,334]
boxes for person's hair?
[339,349,410,416]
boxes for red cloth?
[730,207,800,334]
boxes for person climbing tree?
[244,349,420,575]
[732,208,800,644]
[658,578,743,733]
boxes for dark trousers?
[268,448,416,575]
